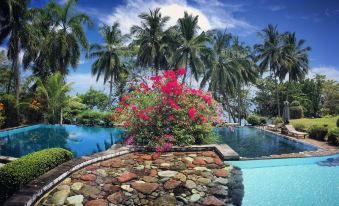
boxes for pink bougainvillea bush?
[113,69,221,151]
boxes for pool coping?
[3,144,239,206]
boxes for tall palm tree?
[0,0,30,108]
[35,72,72,124]
[254,24,286,116]
[172,12,210,84]
[200,31,242,122]
[231,37,257,123]
[35,0,92,76]
[88,23,128,105]
[131,8,171,74]
[280,32,311,101]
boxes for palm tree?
[0,0,30,108]
[131,8,171,74]
[231,37,257,123]
[254,24,286,116]
[88,23,128,105]
[200,31,242,122]
[35,72,72,124]
[173,12,210,84]
[280,32,311,101]
[35,0,92,75]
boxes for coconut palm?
[131,8,171,74]
[231,37,257,123]
[88,23,128,105]
[0,0,30,106]
[172,12,210,84]
[35,72,72,124]
[254,24,286,116]
[37,0,92,75]
[200,31,242,121]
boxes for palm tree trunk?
[109,74,113,106]
[275,76,281,116]
[237,83,241,124]
[12,52,20,123]
[183,55,188,83]
[6,72,13,94]
[60,108,63,125]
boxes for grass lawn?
[290,116,338,130]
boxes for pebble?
[158,170,178,178]
[190,193,201,202]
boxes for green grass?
[290,116,338,130]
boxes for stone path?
[36,151,243,206]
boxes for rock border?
[3,144,239,206]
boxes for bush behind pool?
[0,148,73,203]
[308,125,328,141]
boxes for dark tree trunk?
[237,83,241,124]
[109,74,113,106]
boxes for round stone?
[190,193,201,202]
[51,190,70,205]
[158,170,178,178]
[66,195,84,205]
[185,180,197,189]
[71,182,83,191]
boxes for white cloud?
[309,66,339,81]
[66,72,107,95]
[100,0,257,36]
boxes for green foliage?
[327,128,339,146]
[308,125,328,141]
[290,100,304,119]
[246,114,265,126]
[322,80,339,115]
[35,72,73,124]
[63,96,87,124]
[0,148,73,203]
[272,116,283,125]
[78,88,109,111]
[337,118,339,127]
[0,94,19,127]
[76,110,112,127]
[294,123,306,132]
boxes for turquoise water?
[216,127,318,157]
[227,155,339,206]
[0,124,123,157]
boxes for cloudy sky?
[2,0,339,94]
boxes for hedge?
[0,148,73,203]
[327,128,339,146]
[247,114,266,126]
[308,125,328,141]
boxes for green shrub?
[0,148,73,203]
[327,128,339,146]
[272,117,283,125]
[308,125,328,141]
[247,114,266,126]
[336,118,339,127]
[294,123,306,132]
[289,101,304,119]
[76,110,112,127]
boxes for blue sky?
[2,0,339,94]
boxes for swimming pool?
[0,124,123,157]
[216,127,318,157]
[227,155,339,206]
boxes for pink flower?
[156,146,162,153]
[176,68,186,75]
[169,116,175,121]
[200,115,207,123]
[163,142,172,150]
[188,107,196,121]
[168,99,181,110]
[125,136,135,145]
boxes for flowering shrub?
[113,69,221,151]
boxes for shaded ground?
[36,151,243,206]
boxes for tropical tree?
[200,31,242,122]
[254,24,286,116]
[231,37,257,123]
[35,72,72,124]
[172,12,210,84]
[280,32,311,101]
[88,23,128,105]
[0,0,31,109]
[131,8,171,74]
[24,0,92,77]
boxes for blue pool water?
[227,155,339,206]
[216,127,318,157]
[0,124,123,157]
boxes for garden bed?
[34,151,243,206]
